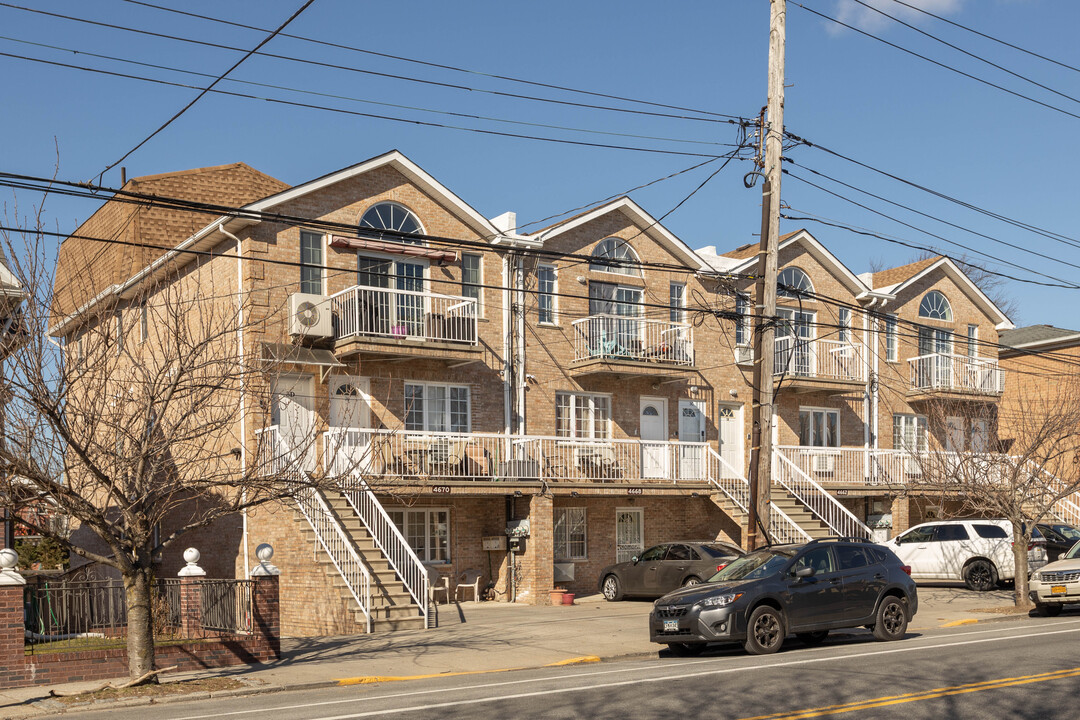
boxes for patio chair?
[426,439,467,478]
[428,567,451,605]
[456,569,483,603]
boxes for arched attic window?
[590,237,642,277]
[919,290,953,321]
[777,267,814,299]
[359,202,424,245]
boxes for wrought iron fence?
[199,579,254,634]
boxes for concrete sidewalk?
[0,586,1038,718]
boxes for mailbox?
[482,536,506,551]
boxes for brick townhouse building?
[52,149,1025,636]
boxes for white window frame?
[299,230,324,295]
[115,309,123,356]
[461,252,483,316]
[885,314,898,362]
[967,324,978,357]
[555,392,611,440]
[554,507,587,561]
[538,263,557,325]
[139,302,148,344]
[589,237,642,278]
[838,308,851,343]
[404,382,471,433]
[798,406,840,448]
[893,413,929,453]
[388,508,450,563]
[669,282,686,323]
[735,294,751,347]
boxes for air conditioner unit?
[812,453,836,473]
[735,345,753,365]
[288,293,334,339]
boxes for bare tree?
[909,383,1080,609]
[0,205,332,682]
[869,252,1019,323]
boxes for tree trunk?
[1011,527,1033,610]
[124,567,157,681]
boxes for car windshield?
[1052,525,1080,541]
[1064,542,1080,560]
[709,548,793,582]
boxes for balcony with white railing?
[329,285,479,358]
[570,315,693,375]
[908,353,1004,396]
[773,336,867,390]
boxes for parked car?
[599,541,743,601]
[1029,541,1080,615]
[648,538,917,656]
[884,519,1048,591]
[1034,523,1080,562]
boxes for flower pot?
[548,589,566,605]
[562,592,576,605]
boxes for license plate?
[663,619,679,632]
[1052,585,1068,595]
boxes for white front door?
[678,399,706,480]
[329,377,372,475]
[717,403,744,478]
[615,508,644,563]
[272,375,316,472]
[639,397,669,479]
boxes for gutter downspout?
[219,223,250,578]
[514,253,526,437]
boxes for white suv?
[883,519,1047,591]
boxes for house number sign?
[431,485,452,494]
[626,487,644,496]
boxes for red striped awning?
[330,235,458,266]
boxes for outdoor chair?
[426,439,467,478]
[456,569,483,603]
[429,567,451,605]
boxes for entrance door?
[272,375,315,472]
[615,508,644,563]
[329,377,372,476]
[678,399,706,480]
[777,309,815,376]
[717,403,743,478]
[639,397,669,479]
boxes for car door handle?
[829,578,841,584]
[917,545,928,549]
[874,573,884,580]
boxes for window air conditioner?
[288,293,334,339]
[812,453,836,473]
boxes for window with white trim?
[359,202,424,244]
[777,267,814,298]
[669,283,685,323]
[893,414,928,453]
[139,302,148,344]
[115,310,123,356]
[538,264,557,324]
[590,237,641,277]
[967,324,978,357]
[461,253,482,304]
[300,230,323,294]
[404,383,470,433]
[555,393,611,439]
[798,407,839,448]
[554,507,587,560]
[885,314,898,362]
[838,308,851,343]
[919,290,952,321]
[735,294,750,346]
[388,508,449,563]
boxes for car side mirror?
[893,538,901,546]
[631,556,639,564]
[795,566,815,579]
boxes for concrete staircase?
[295,490,427,632]
[709,487,832,542]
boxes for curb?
[333,654,603,686]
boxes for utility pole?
[747,0,786,551]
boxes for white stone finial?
[0,548,25,586]
[178,546,206,577]
[251,542,280,577]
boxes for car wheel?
[744,606,785,655]
[667,642,706,656]
[1036,603,1063,617]
[601,574,623,601]
[963,560,998,592]
[682,576,702,588]
[872,597,908,641]
[796,630,829,646]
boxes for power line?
[119,0,744,122]
[791,2,1080,122]
[96,0,316,182]
[0,2,743,127]
[0,35,736,152]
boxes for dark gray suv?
[649,537,918,656]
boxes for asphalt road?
[54,617,1080,720]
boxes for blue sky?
[3,0,1077,328]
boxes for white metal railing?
[774,336,866,382]
[323,428,374,477]
[704,448,812,545]
[777,446,922,487]
[571,315,693,365]
[291,483,373,633]
[330,285,478,345]
[336,474,430,628]
[774,450,873,539]
[908,353,1004,394]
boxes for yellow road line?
[737,667,1080,720]
[545,656,601,667]
[335,656,600,685]
[941,619,979,627]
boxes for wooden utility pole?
[747,0,786,551]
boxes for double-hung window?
[838,308,851,343]
[669,283,685,323]
[388,508,449,563]
[461,253,482,307]
[538,264,557,324]
[554,507,587,561]
[735,294,750,346]
[798,407,839,448]
[967,324,978,357]
[300,230,323,294]
[139,302,148,344]
[405,383,470,433]
[555,393,611,439]
[885,314,898,362]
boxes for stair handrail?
[773,450,872,539]
[705,448,811,544]
[1021,460,1080,527]
[337,473,430,629]
[292,483,373,633]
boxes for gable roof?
[530,196,706,270]
[871,256,1013,330]
[999,324,1080,353]
[871,256,941,291]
